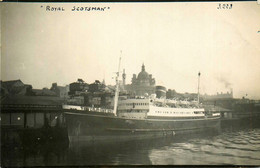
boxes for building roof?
[1,79,23,88]
[1,95,64,105]
[137,64,150,80]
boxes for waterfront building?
[67,79,113,107]
[203,90,233,100]
[50,83,69,98]
[68,79,89,96]
[124,64,156,96]
[1,79,33,96]
[32,88,57,96]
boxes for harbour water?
[2,127,260,166]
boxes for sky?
[2,2,260,99]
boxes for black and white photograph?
[1,1,260,166]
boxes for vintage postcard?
[1,1,260,166]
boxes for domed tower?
[137,64,150,86]
[130,64,156,96]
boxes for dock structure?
[1,95,68,146]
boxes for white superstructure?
[117,97,218,120]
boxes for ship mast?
[113,55,121,116]
[197,72,201,105]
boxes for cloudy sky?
[2,2,260,99]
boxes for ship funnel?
[155,85,167,98]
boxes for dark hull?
[64,111,220,143]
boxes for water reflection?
[2,128,260,166]
[1,142,68,167]
[149,129,260,165]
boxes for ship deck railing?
[86,107,113,113]
[63,104,113,113]
[1,104,61,110]
[152,103,201,109]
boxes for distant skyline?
[2,2,260,99]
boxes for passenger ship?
[63,59,220,142]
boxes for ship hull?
[64,111,220,143]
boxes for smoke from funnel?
[216,76,232,89]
